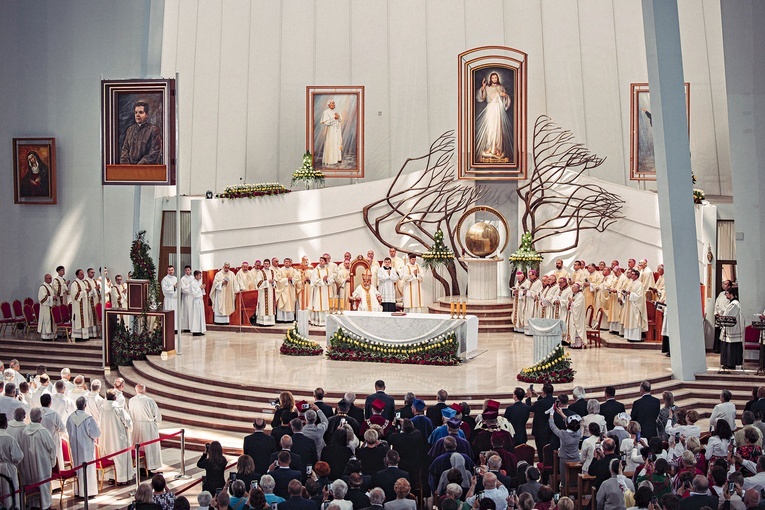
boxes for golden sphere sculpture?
[465,222,500,258]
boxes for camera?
[729,481,736,493]
[651,497,659,507]
[395,412,401,419]
[302,403,310,410]
[340,418,347,426]
[674,432,681,443]
[554,493,560,503]
[229,472,237,482]
[269,399,279,408]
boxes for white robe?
[70,278,93,339]
[211,270,236,324]
[513,279,530,331]
[129,394,163,470]
[351,285,382,312]
[569,291,587,347]
[180,274,195,330]
[100,399,134,483]
[7,420,26,445]
[255,268,277,326]
[41,406,66,472]
[162,274,178,331]
[276,267,299,322]
[310,266,332,326]
[475,83,512,158]
[86,277,100,336]
[66,410,100,496]
[555,286,573,342]
[51,393,75,425]
[19,423,56,510]
[321,107,342,165]
[38,282,55,339]
[191,278,207,334]
[401,263,425,312]
[85,391,104,428]
[524,279,543,335]
[110,283,128,309]
[0,429,23,509]
[52,275,70,306]
[622,279,648,341]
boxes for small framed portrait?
[13,137,57,205]
[101,78,176,185]
[306,86,365,178]
[458,46,528,180]
[630,82,690,181]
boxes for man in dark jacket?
[268,452,303,500]
[372,450,410,502]
[677,476,718,510]
[243,417,278,475]
[600,386,626,432]
[426,389,449,428]
[278,479,319,510]
[505,387,531,445]
[526,383,555,460]
[630,381,661,439]
[364,380,396,421]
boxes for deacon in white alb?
[38,274,56,340]
[211,263,236,324]
[52,265,70,306]
[129,383,163,474]
[100,389,134,484]
[351,271,383,312]
[401,254,425,313]
[66,396,100,497]
[161,265,178,329]
[255,259,277,326]
[179,265,195,332]
[19,408,56,510]
[191,270,207,336]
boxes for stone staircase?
[427,297,514,333]
[0,336,104,383]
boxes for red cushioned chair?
[52,305,72,342]
[22,304,38,339]
[23,297,34,309]
[515,443,536,465]
[11,299,26,336]
[0,301,17,336]
[33,302,40,320]
[96,444,116,491]
[587,309,604,348]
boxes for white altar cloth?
[527,318,564,363]
[325,311,478,359]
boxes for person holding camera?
[588,438,620,490]
[197,441,228,495]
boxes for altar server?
[621,269,648,342]
[352,271,383,312]
[719,287,743,370]
[0,412,23,509]
[401,253,425,313]
[19,408,56,510]
[52,265,70,306]
[129,384,163,474]
[161,266,178,327]
[310,256,332,326]
[70,269,94,339]
[255,259,277,326]
[191,270,207,336]
[179,265,195,331]
[38,273,56,340]
[66,397,100,497]
[100,389,134,484]
[276,258,299,322]
[378,257,399,312]
[211,263,236,324]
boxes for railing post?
[175,429,191,480]
[19,483,26,510]
[82,462,90,509]
[135,443,142,495]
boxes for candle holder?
[339,297,345,315]
[450,301,456,319]
[460,301,467,319]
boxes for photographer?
[197,441,228,495]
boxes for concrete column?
[721,2,765,323]
[642,0,707,380]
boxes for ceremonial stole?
[75,281,85,328]
[407,265,422,307]
[364,287,372,311]
[41,285,51,304]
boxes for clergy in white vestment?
[539,276,554,319]
[351,272,383,312]
[58,369,75,393]
[129,384,163,472]
[7,408,27,444]
[298,256,313,311]
[335,260,353,310]
[85,380,104,428]
[51,381,76,425]
[524,270,543,335]
[211,263,236,324]
[719,287,743,370]
[85,268,101,337]
[110,274,128,309]
[191,271,207,335]
[276,258,299,322]
[596,267,615,322]
[322,253,339,298]
[320,100,343,165]
[179,265,195,331]
[552,259,570,283]
[512,272,530,332]
[38,274,56,340]
[378,258,399,312]
[235,262,256,293]
[70,269,94,340]
[32,376,53,408]
[366,250,381,289]
[310,257,332,326]
[40,393,66,475]
[570,261,586,284]
[638,259,656,293]
[652,264,665,301]
[112,378,127,409]
[553,278,573,343]
[401,254,425,313]
[66,375,88,403]
[255,260,277,326]
[52,265,70,306]
[712,279,732,354]
[0,413,23,509]
[607,267,629,334]
[621,269,648,342]
[568,283,587,348]
[100,389,134,484]
[161,265,178,331]
[388,247,406,298]
[66,397,100,497]
[19,408,57,510]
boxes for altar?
[325,311,479,360]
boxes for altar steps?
[428,297,515,333]
[0,336,104,382]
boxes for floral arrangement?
[693,188,705,204]
[517,344,575,383]
[326,327,461,366]
[422,229,455,270]
[509,232,544,272]
[280,326,324,356]
[217,183,290,200]
[291,151,325,188]
[111,319,164,367]
[130,230,161,309]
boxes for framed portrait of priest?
[13,137,57,205]
[630,82,690,181]
[458,46,528,180]
[306,86,365,178]
[101,78,176,185]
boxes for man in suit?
[426,389,449,428]
[345,392,366,425]
[677,476,718,510]
[365,380,396,421]
[396,392,416,419]
[587,438,620,489]
[504,387,531,445]
[600,386,626,432]
[360,487,386,510]
[750,386,765,423]
[243,417,277,475]
[270,435,305,479]
[324,399,360,443]
[290,417,319,471]
[630,381,661,439]
[278,479,317,510]
[525,383,555,460]
[268,451,303,499]
[313,387,334,419]
[569,386,589,417]
[372,450,410,502]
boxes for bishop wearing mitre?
[351,271,383,312]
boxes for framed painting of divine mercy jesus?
[458,46,528,180]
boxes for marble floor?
[155,328,719,396]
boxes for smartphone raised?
[251,480,259,490]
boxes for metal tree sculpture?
[517,116,624,254]
[363,131,484,295]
